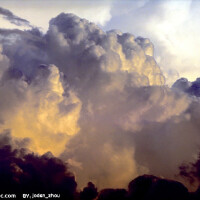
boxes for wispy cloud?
[0,7,33,28]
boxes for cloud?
[0,45,81,155]
[173,78,200,97]
[96,174,191,200]
[80,182,98,200]
[0,130,195,200]
[0,45,9,79]
[128,174,189,200]
[179,150,200,187]
[46,13,165,88]
[0,131,77,199]
[1,10,200,192]
[0,7,32,28]
[0,130,196,199]
[105,0,200,84]
[98,188,127,200]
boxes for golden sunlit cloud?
[0,64,81,156]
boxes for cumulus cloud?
[0,46,81,155]
[80,182,98,200]
[173,78,200,98]
[1,9,200,192]
[105,0,200,84]
[96,174,191,200]
[45,13,194,188]
[127,175,189,200]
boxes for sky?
[1,0,200,196]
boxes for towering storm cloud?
[1,8,200,191]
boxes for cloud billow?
[1,9,200,193]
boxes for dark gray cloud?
[173,78,200,97]
[0,131,77,199]
[127,175,189,200]
[0,131,196,199]
[0,7,32,28]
